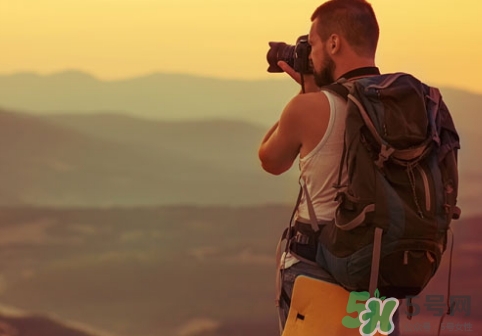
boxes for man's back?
[296,90,348,222]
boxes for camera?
[266,34,312,74]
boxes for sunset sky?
[1,0,481,93]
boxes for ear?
[328,34,341,55]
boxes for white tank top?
[296,90,348,222]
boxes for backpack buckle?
[293,232,310,245]
[375,144,395,168]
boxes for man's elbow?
[260,161,287,175]
[258,151,289,175]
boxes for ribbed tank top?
[296,90,348,222]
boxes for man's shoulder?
[288,91,330,113]
[282,91,332,136]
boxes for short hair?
[311,0,379,57]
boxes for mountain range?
[2,71,479,128]
[0,71,294,126]
[0,72,480,215]
[0,109,300,207]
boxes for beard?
[313,53,336,87]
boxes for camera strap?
[337,66,380,81]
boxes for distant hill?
[0,72,480,213]
[0,71,295,126]
[0,72,478,171]
[0,107,479,214]
[0,71,479,128]
[0,109,299,207]
[43,113,267,174]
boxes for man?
[258,0,401,334]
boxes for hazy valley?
[0,206,479,336]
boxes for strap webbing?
[275,186,303,309]
[288,185,303,238]
[369,227,383,296]
[324,83,349,100]
[436,228,455,336]
[300,178,320,232]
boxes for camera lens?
[266,42,296,73]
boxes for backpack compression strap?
[369,227,383,297]
[300,177,320,233]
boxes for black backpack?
[303,72,461,300]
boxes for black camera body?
[266,35,312,74]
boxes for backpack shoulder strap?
[321,66,381,99]
[323,83,349,101]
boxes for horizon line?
[0,69,480,96]
[0,69,284,83]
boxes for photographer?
[258,0,401,334]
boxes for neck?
[333,58,377,81]
[338,66,380,82]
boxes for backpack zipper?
[416,165,431,212]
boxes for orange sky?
[1,0,481,93]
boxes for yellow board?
[282,275,382,336]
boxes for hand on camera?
[277,61,320,93]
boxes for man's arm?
[258,95,306,175]
[260,121,279,146]
[258,61,322,175]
